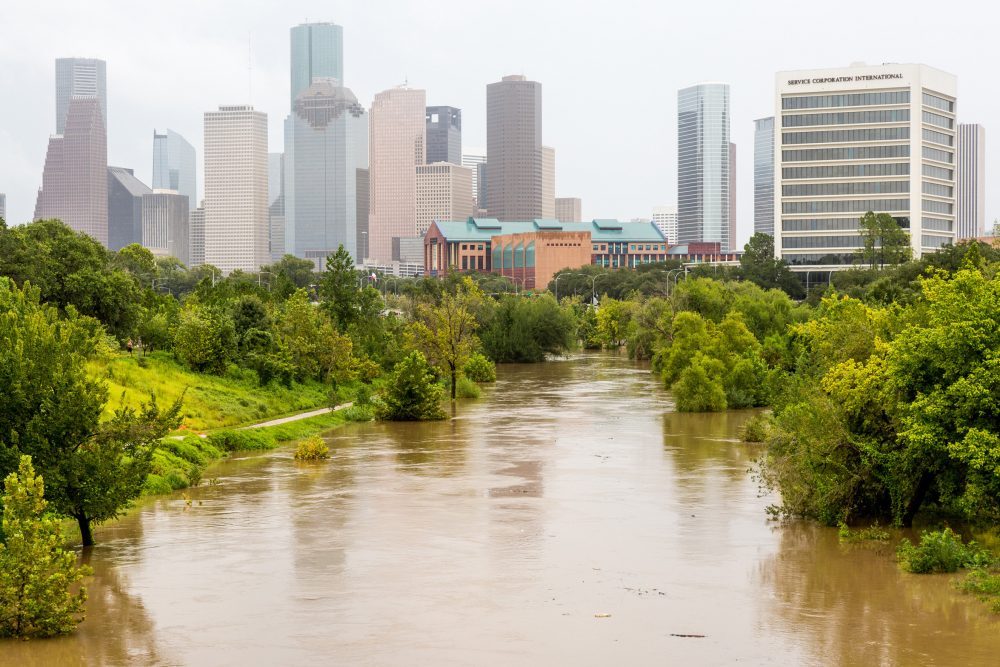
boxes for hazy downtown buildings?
[35,97,108,245]
[268,153,286,261]
[416,163,474,237]
[285,80,368,266]
[55,58,106,135]
[152,130,197,209]
[775,63,957,268]
[290,22,344,105]
[555,197,582,222]
[107,166,150,250]
[462,150,486,207]
[356,168,369,260]
[652,205,678,243]
[486,75,544,221]
[203,105,269,274]
[0,194,6,220]
[956,123,986,239]
[189,205,205,267]
[426,107,462,165]
[368,85,426,263]
[541,146,555,219]
[729,142,737,248]
[754,117,775,235]
[142,190,190,265]
[677,83,732,251]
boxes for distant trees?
[479,294,577,362]
[376,352,446,421]
[410,278,481,400]
[857,211,911,270]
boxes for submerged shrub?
[897,528,992,573]
[838,522,890,543]
[741,413,773,443]
[294,436,329,461]
[463,353,496,383]
[456,376,481,399]
[342,405,375,422]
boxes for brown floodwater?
[3,353,999,666]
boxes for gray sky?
[1,0,996,246]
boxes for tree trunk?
[76,513,95,547]
[901,472,932,527]
[450,367,457,401]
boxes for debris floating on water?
[670,633,705,638]
[594,613,612,618]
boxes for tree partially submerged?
[376,351,446,421]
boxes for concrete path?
[238,402,353,430]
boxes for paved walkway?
[238,402,353,430]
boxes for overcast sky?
[2,0,996,246]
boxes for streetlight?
[257,271,273,289]
[585,273,609,306]
[553,272,580,301]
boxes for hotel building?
[774,63,957,268]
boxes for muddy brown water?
[3,353,999,666]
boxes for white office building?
[652,205,678,244]
[956,124,986,239]
[774,63,957,269]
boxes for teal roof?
[430,217,666,243]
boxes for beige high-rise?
[555,197,582,223]
[369,86,426,262]
[486,75,543,221]
[203,105,268,274]
[541,145,555,219]
[416,163,474,236]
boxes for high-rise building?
[753,117,775,236]
[290,22,344,105]
[652,205,678,243]
[956,124,986,240]
[0,194,6,221]
[152,130,197,210]
[356,168,369,261]
[286,80,368,266]
[203,105,268,274]
[426,106,462,165]
[677,82,731,251]
[142,190,190,265]
[268,153,286,261]
[486,75,544,221]
[107,166,150,250]
[55,58,106,135]
[476,163,487,212]
[189,205,205,267]
[555,197,582,222]
[462,150,486,206]
[35,97,108,245]
[416,163,474,237]
[729,143,737,250]
[368,86,426,263]
[541,146,555,219]
[775,63,957,268]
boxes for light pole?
[586,274,608,306]
[553,272,579,301]
[257,271,273,289]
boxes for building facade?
[486,75,544,221]
[775,63,957,268]
[107,166,150,250]
[152,129,197,210]
[462,151,486,207]
[416,163,474,237]
[268,152,285,261]
[55,58,106,135]
[203,105,269,274]
[189,205,205,267]
[754,117,775,236]
[956,123,986,239]
[368,86,426,263]
[678,82,731,251]
[652,205,678,243]
[729,142,737,249]
[290,22,344,105]
[426,106,462,165]
[1,194,7,221]
[555,197,582,222]
[541,146,555,219]
[142,190,190,265]
[356,168,369,261]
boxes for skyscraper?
[142,190,190,265]
[652,206,678,243]
[268,153,286,261]
[290,22,344,105]
[107,166,150,250]
[286,80,369,266]
[486,75,543,221]
[678,82,731,251]
[729,143,737,250]
[462,150,486,206]
[368,86,426,263]
[203,105,268,274]
[956,124,986,239]
[753,117,775,236]
[426,106,462,165]
[541,146,555,219]
[189,205,205,267]
[55,58,106,135]
[152,129,197,210]
[35,97,108,245]
[555,197,582,223]
[0,194,6,221]
[416,163,474,236]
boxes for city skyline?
[2,2,998,246]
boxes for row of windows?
[783,181,909,197]
[922,110,954,129]
[923,146,953,163]
[783,127,909,145]
[460,244,485,251]
[923,217,953,231]
[783,198,909,214]
[922,182,953,197]
[783,252,857,265]
[783,235,866,249]
[922,164,953,180]
[922,128,953,146]
[782,91,910,110]
[782,109,910,127]
[782,217,910,231]
[923,92,954,113]
[922,234,952,248]
[922,199,953,214]
[782,145,910,162]
[783,163,909,179]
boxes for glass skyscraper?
[677,83,731,250]
[753,117,775,236]
[426,106,462,165]
[55,58,106,135]
[152,129,197,210]
[290,22,344,105]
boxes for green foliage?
[837,522,891,543]
[897,528,992,574]
[857,211,912,270]
[958,569,1000,613]
[739,233,804,298]
[741,414,773,443]
[342,405,375,422]
[294,436,330,461]
[455,376,481,399]
[207,430,276,452]
[409,278,481,400]
[480,294,577,363]
[672,354,727,412]
[173,304,235,374]
[463,353,497,383]
[354,384,373,406]
[0,456,91,638]
[376,351,446,421]
[595,298,634,348]
[320,245,360,332]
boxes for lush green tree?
[0,456,90,638]
[376,351,446,421]
[410,279,481,400]
[857,211,911,270]
[173,304,235,374]
[320,245,360,332]
[135,306,174,354]
[264,255,318,298]
[463,353,497,383]
[479,294,577,363]
[113,244,157,281]
[673,354,728,412]
[739,233,805,298]
[595,298,634,348]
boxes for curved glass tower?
[677,82,731,250]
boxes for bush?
[342,405,375,422]
[456,376,481,399]
[838,522,890,543]
[354,384,373,406]
[672,354,727,412]
[741,413,773,443]
[463,353,496,383]
[897,528,993,573]
[207,429,275,452]
[958,569,1000,613]
[376,351,446,421]
[294,436,329,461]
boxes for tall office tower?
[476,163,487,211]
[268,153,286,261]
[956,124,986,239]
[728,143,737,250]
[0,194,6,220]
[356,168,369,261]
[189,205,205,267]
[142,190,190,265]
[35,97,108,245]
[290,22,344,105]
[677,82,731,251]
[753,117,775,236]
[416,163,474,236]
[55,58,106,134]
[152,130,197,209]
[368,86,426,262]
[107,166,150,250]
[652,205,678,243]
[486,75,543,220]
[541,146,555,219]
[203,105,268,274]
[462,150,486,205]
[426,106,462,165]
[555,197,582,223]
[286,80,368,266]
[775,63,957,268]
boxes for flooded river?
[3,353,998,665]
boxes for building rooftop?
[431,217,666,243]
